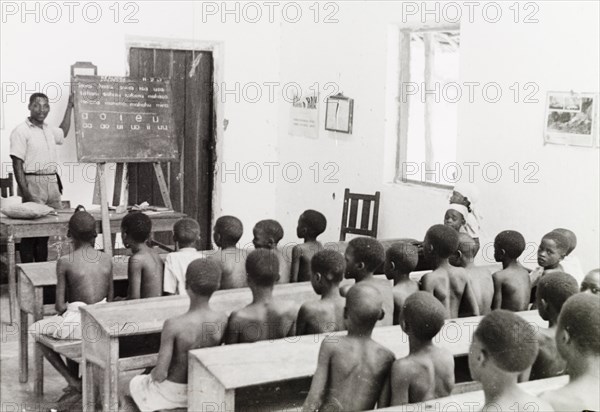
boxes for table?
[1,210,185,323]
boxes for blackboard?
[73,75,178,162]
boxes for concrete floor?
[0,284,67,411]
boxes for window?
[391,28,460,186]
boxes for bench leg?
[7,238,17,324]
[19,310,28,382]
[34,341,44,396]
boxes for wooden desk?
[1,210,185,323]
[18,256,132,385]
[371,375,567,411]
[79,279,342,411]
[187,311,546,411]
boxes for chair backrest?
[0,173,14,198]
[339,188,381,241]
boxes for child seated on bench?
[344,237,394,326]
[420,225,479,318]
[207,215,247,289]
[469,310,553,410]
[291,209,326,282]
[225,249,298,343]
[30,210,113,400]
[296,250,345,335]
[384,242,419,325]
[389,292,454,405]
[530,272,579,380]
[551,228,584,284]
[253,219,291,283]
[491,230,531,312]
[121,212,164,299]
[163,217,204,295]
[530,231,570,299]
[581,269,600,295]
[450,233,494,315]
[128,259,227,411]
[444,203,468,234]
[303,283,395,411]
[540,293,600,411]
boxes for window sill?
[387,178,454,193]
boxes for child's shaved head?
[581,269,600,295]
[537,272,579,315]
[174,218,200,245]
[474,310,539,373]
[186,258,222,296]
[253,219,284,249]
[214,216,243,244]
[69,211,97,243]
[345,283,384,327]
[558,293,600,356]
[494,230,526,259]
[541,231,570,256]
[457,233,479,259]
[424,225,459,259]
[386,242,419,273]
[551,228,577,255]
[300,210,327,238]
[121,212,152,243]
[348,237,385,272]
[311,250,345,283]
[246,249,280,286]
[402,292,447,340]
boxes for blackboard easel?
[71,62,177,255]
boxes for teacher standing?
[9,92,74,262]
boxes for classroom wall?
[0,1,281,246]
[274,1,600,271]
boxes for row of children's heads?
[471,283,600,381]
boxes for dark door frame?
[125,36,224,239]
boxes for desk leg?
[32,289,43,394]
[103,339,119,412]
[7,237,17,324]
[82,360,96,412]
[19,309,28,382]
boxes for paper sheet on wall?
[289,93,319,139]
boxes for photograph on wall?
[289,92,319,139]
[325,94,353,134]
[544,91,598,147]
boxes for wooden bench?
[370,375,568,411]
[187,310,545,411]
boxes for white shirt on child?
[163,247,205,295]
[560,254,585,285]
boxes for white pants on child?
[29,299,107,340]
[129,374,187,411]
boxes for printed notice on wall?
[289,93,319,139]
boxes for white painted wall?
[275,1,600,271]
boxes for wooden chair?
[0,173,14,198]
[339,188,381,241]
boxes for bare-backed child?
[529,231,570,297]
[530,272,579,380]
[253,219,291,283]
[225,249,298,343]
[345,237,394,326]
[303,283,395,412]
[128,259,227,410]
[420,225,479,318]
[291,210,326,282]
[540,293,600,411]
[491,230,531,311]
[384,242,419,325]
[296,250,346,335]
[163,218,204,296]
[450,233,494,315]
[207,215,247,289]
[29,211,112,400]
[389,292,454,405]
[121,212,164,299]
[469,310,553,411]
[581,269,600,295]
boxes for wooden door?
[128,47,215,249]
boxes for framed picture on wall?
[325,93,353,134]
[544,91,598,147]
